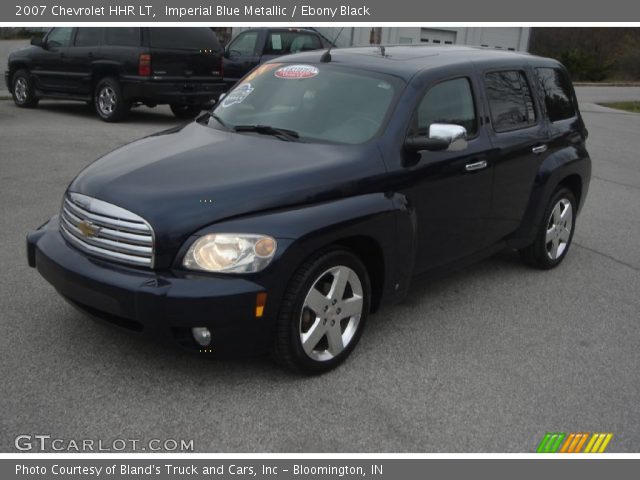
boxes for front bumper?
[27,216,275,356]
[121,76,226,105]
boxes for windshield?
[211,63,404,144]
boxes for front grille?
[59,192,155,268]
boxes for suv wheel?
[520,187,577,269]
[170,104,204,119]
[273,249,371,374]
[94,77,130,122]
[12,69,39,108]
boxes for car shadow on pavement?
[34,101,190,125]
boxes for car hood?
[69,121,386,262]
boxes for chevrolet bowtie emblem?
[78,220,101,238]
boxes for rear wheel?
[273,249,371,374]
[170,104,204,119]
[94,77,130,122]
[520,187,576,269]
[11,69,39,108]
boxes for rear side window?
[75,28,102,47]
[46,28,73,48]
[105,28,140,47]
[535,67,576,122]
[412,77,478,136]
[149,28,221,51]
[485,70,536,132]
[264,32,322,55]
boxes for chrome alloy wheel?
[14,77,28,103]
[97,85,117,115]
[545,198,573,260]
[299,265,364,362]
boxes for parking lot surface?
[0,87,639,452]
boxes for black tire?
[170,104,204,119]
[273,249,371,374]
[520,187,577,269]
[94,77,130,122]
[11,69,39,108]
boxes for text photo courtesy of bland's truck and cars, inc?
[16,5,372,19]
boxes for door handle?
[465,160,488,172]
[532,145,548,154]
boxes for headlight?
[183,233,277,273]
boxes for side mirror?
[405,123,468,152]
[30,37,43,47]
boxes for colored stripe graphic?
[538,433,613,453]
[537,433,565,453]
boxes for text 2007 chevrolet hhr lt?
[27,46,591,373]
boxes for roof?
[272,45,559,80]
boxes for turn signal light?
[256,292,267,318]
[138,54,151,76]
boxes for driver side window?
[229,32,258,57]
[411,77,478,137]
[46,28,73,48]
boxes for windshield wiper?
[205,112,229,130]
[233,124,299,141]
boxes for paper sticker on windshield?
[221,83,254,108]
[274,65,319,80]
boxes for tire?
[273,249,371,374]
[170,104,204,119]
[94,77,130,122]
[520,187,577,269]
[11,69,39,108]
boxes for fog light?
[191,327,211,347]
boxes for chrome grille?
[59,192,155,268]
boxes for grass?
[599,101,640,113]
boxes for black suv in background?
[223,28,330,89]
[5,27,225,121]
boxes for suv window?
[411,77,477,136]
[75,28,103,47]
[149,28,220,50]
[105,28,140,47]
[485,70,536,132]
[265,32,322,55]
[46,28,73,48]
[228,31,259,57]
[535,67,576,122]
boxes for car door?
[480,68,550,244]
[398,73,494,273]
[30,27,75,93]
[67,27,103,95]
[223,30,260,86]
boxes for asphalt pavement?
[0,87,639,453]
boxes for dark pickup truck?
[222,28,330,89]
[6,27,226,121]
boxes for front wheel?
[11,69,39,108]
[170,104,203,119]
[520,187,577,269]
[273,249,371,374]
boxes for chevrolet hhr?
[27,46,591,373]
